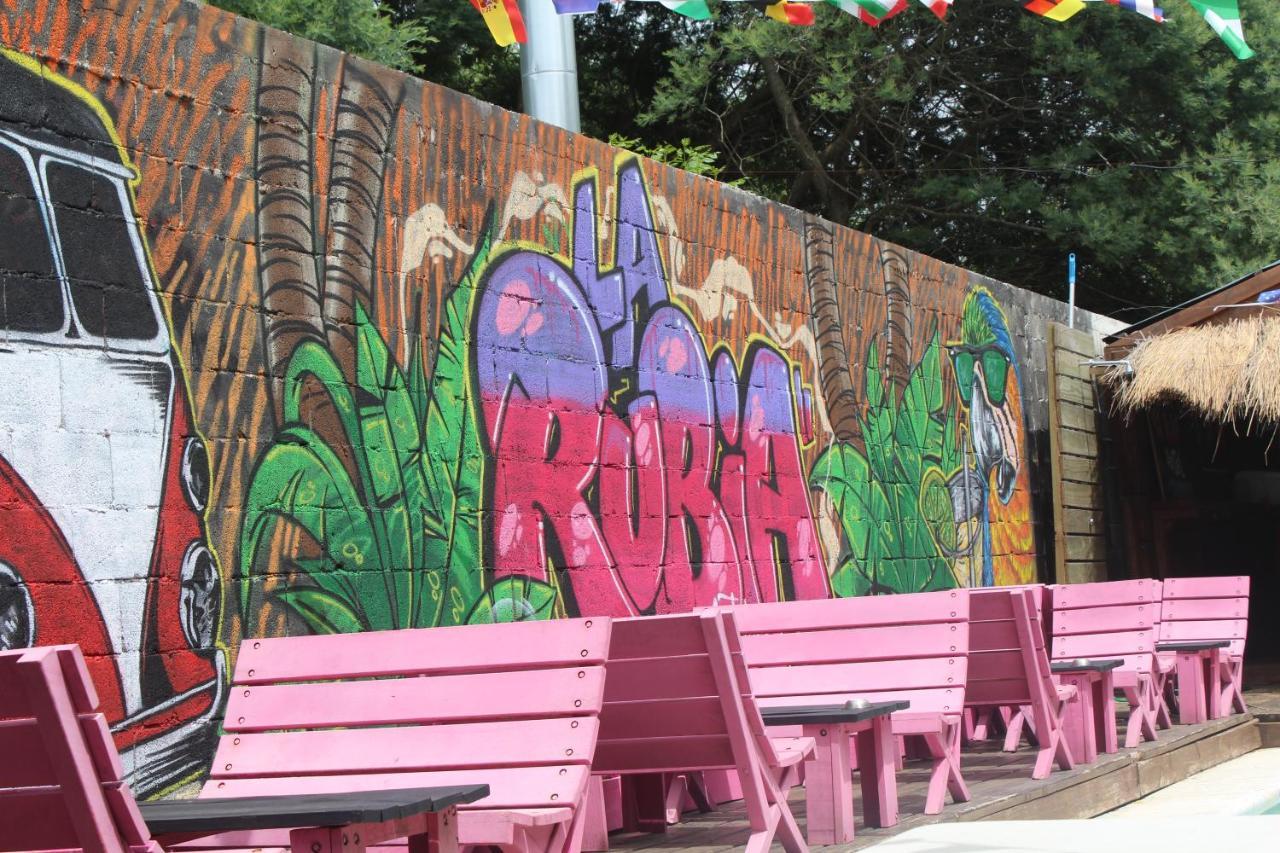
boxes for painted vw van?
[0,51,222,795]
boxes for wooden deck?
[608,707,1265,852]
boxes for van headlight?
[178,542,220,650]
[181,437,210,513]
[0,562,34,651]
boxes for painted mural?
[0,0,1089,796]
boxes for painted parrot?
[947,287,1035,587]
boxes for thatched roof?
[1104,316,1280,426]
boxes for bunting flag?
[824,0,908,26]
[757,0,817,24]
[466,0,1256,63]
[658,0,713,20]
[1024,0,1087,20]
[469,0,526,45]
[1109,0,1164,23]
[916,0,953,19]
[1188,0,1255,60]
[551,0,604,12]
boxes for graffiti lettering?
[474,163,829,616]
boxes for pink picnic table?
[1156,640,1232,724]
[760,699,909,843]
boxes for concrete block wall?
[0,0,1118,795]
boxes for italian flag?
[825,0,908,26]
[1188,0,1255,60]
[469,0,526,46]
[658,0,713,20]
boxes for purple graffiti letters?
[474,161,828,616]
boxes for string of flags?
[467,0,1254,61]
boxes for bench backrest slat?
[207,617,611,815]
[1158,576,1250,657]
[730,590,969,717]
[233,618,610,683]
[1049,580,1160,675]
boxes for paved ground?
[1105,747,1280,817]
[865,816,1280,852]
[605,690,1274,853]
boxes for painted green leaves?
[809,331,962,595]
[238,217,498,633]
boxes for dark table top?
[761,699,909,727]
[1156,640,1231,651]
[140,785,490,836]
[1051,658,1124,673]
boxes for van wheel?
[0,562,34,650]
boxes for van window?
[46,162,159,341]
[0,145,62,333]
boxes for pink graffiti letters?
[473,161,829,616]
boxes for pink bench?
[190,618,611,853]
[967,588,1074,779]
[963,583,1048,748]
[1158,576,1250,722]
[0,644,161,853]
[594,611,809,853]
[732,589,971,835]
[1050,579,1161,748]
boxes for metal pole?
[519,0,581,133]
[1067,252,1077,329]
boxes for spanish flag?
[1023,0,1087,20]
[470,0,527,46]
[758,0,816,25]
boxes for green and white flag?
[851,0,900,16]
[1188,0,1255,61]
[658,0,712,19]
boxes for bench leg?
[1122,680,1158,747]
[1223,658,1247,715]
[583,776,610,852]
[921,723,969,814]
[1056,672,1095,771]
[1175,652,1208,724]
[802,724,855,844]
[856,715,898,828]
[407,810,460,853]
[1096,671,1118,754]
[290,827,349,853]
